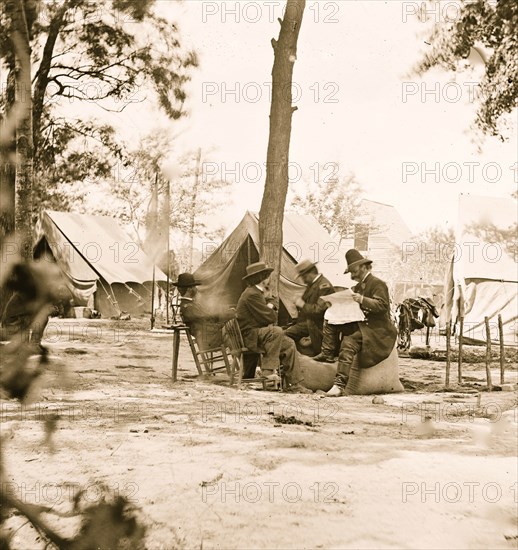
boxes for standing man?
[284,259,335,355]
[236,262,311,394]
[326,250,398,397]
[173,273,233,350]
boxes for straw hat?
[242,261,273,281]
[295,259,318,277]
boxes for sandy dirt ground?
[1,318,517,550]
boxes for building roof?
[358,199,412,245]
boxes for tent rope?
[123,283,146,303]
[98,279,121,314]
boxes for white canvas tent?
[440,195,518,345]
[34,211,168,317]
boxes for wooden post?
[165,177,171,325]
[458,316,464,384]
[484,317,492,391]
[150,173,159,329]
[171,328,180,381]
[150,263,156,330]
[498,314,505,384]
[445,320,451,388]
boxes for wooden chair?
[171,323,231,381]
[222,318,281,390]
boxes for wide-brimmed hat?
[242,261,273,281]
[295,259,318,277]
[344,249,372,274]
[172,273,200,287]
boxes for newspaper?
[323,289,365,325]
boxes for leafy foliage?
[34,116,127,211]
[0,0,198,223]
[1,9,152,542]
[467,221,518,262]
[415,0,517,137]
[290,174,369,244]
[70,484,146,549]
[95,132,230,270]
[389,225,455,285]
[0,255,147,549]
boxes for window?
[354,224,369,251]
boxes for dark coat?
[353,273,397,368]
[180,298,233,349]
[297,274,335,345]
[236,286,276,352]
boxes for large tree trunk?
[12,0,35,256]
[0,69,17,239]
[259,0,306,297]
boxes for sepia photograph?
[0,0,517,548]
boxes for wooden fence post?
[458,316,464,384]
[498,314,505,384]
[484,317,492,391]
[445,320,451,388]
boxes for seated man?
[236,262,311,394]
[284,259,335,355]
[173,273,233,350]
[319,250,397,397]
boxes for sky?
[110,0,517,235]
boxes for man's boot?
[312,353,335,363]
[286,383,313,394]
[260,369,281,390]
[326,384,344,397]
[326,371,348,397]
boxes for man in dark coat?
[325,250,397,397]
[284,259,335,355]
[173,273,233,350]
[236,262,311,394]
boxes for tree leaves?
[389,226,455,285]
[467,220,518,261]
[291,174,366,244]
[70,484,146,550]
[0,0,199,220]
[0,256,148,548]
[416,0,517,137]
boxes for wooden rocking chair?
[222,318,281,390]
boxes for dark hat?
[344,249,372,274]
[242,261,273,281]
[295,259,318,277]
[172,273,200,287]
